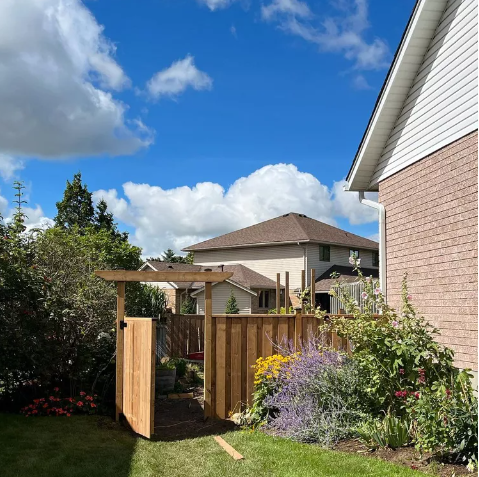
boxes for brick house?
[345,0,478,372]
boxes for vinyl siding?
[379,131,478,370]
[371,0,478,186]
[306,244,379,286]
[195,282,252,314]
[193,245,305,288]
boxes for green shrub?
[268,306,294,314]
[357,415,411,449]
[180,295,196,314]
[170,358,187,378]
[407,370,477,466]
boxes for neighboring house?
[315,265,379,312]
[139,261,281,314]
[183,212,379,310]
[345,0,478,372]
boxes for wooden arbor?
[95,270,233,437]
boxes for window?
[259,290,270,308]
[349,249,360,259]
[319,245,330,262]
[373,251,379,267]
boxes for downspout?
[358,191,387,300]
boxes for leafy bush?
[357,415,411,449]
[258,340,368,446]
[406,371,477,466]
[268,306,294,314]
[170,358,188,378]
[325,261,456,415]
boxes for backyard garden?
[0,176,477,476]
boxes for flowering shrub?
[249,354,294,423]
[20,388,99,417]
[407,371,477,466]
[261,340,367,446]
[325,263,456,415]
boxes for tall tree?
[225,290,240,314]
[55,172,94,232]
[94,199,128,241]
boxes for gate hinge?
[120,320,127,330]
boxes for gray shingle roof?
[183,213,379,251]
[315,265,379,292]
[142,262,279,290]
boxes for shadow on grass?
[152,397,237,442]
[0,414,137,477]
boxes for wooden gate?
[122,317,156,438]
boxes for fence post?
[301,270,305,314]
[294,306,302,350]
[276,273,281,312]
[204,282,215,418]
[116,281,125,422]
[284,271,290,312]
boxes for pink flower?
[374,288,381,295]
[399,368,405,375]
[348,256,355,265]
[407,294,412,301]
[79,391,86,396]
[365,276,371,282]
[392,321,399,328]
[361,292,368,299]
[53,387,59,392]
[76,401,84,407]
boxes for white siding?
[306,244,379,285]
[194,245,305,288]
[371,0,478,186]
[195,282,252,314]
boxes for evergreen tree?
[225,290,240,314]
[55,172,94,232]
[162,248,177,262]
[180,295,196,314]
[94,199,128,241]
[147,250,195,264]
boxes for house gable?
[347,0,477,191]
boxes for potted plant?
[156,358,176,394]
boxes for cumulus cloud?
[0,0,153,158]
[198,0,234,10]
[0,155,25,181]
[261,0,389,71]
[93,164,378,257]
[352,74,372,90]
[146,55,213,99]
[331,179,378,225]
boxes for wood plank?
[278,317,289,350]
[276,273,281,312]
[214,436,244,461]
[310,268,315,310]
[204,282,214,417]
[116,281,125,421]
[230,318,242,414]
[150,319,155,438]
[215,317,227,419]
[225,318,232,416]
[285,271,290,312]
[246,318,258,405]
[263,316,273,357]
[95,270,233,283]
[168,393,194,399]
[240,318,247,411]
[294,309,303,350]
[301,270,305,314]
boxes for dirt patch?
[334,439,470,476]
[153,386,237,442]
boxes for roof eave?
[346,0,447,191]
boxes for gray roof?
[315,265,379,292]
[142,262,279,290]
[183,213,379,251]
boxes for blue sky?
[0,0,415,256]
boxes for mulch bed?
[153,386,236,441]
[334,439,470,476]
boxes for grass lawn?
[0,413,428,477]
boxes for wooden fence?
[206,311,351,419]
[164,314,205,357]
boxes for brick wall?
[379,131,478,370]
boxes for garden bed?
[334,439,470,477]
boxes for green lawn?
[0,414,428,477]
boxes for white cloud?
[93,164,378,257]
[368,232,379,242]
[261,0,312,21]
[0,155,25,181]
[262,0,389,71]
[331,179,378,225]
[230,25,238,37]
[352,74,372,90]
[199,0,234,10]
[146,55,213,99]
[0,0,152,158]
